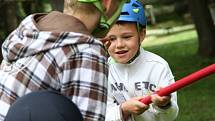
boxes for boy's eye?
[109,36,116,42]
[122,35,132,39]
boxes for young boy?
[0,0,128,121]
[105,0,179,121]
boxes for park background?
[0,0,215,121]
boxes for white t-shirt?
[106,48,179,121]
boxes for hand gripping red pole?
[139,64,215,105]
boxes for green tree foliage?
[0,0,53,61]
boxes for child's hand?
[100,37,111,50]
[121,96,149,119]
[151,87,171,108]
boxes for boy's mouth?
[115,50,128,54]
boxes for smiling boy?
[105,0,179,121]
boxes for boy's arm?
[149,66,179,121]
[106,70,127,121]
[105,96,125,121]
[148,65,179,121]
[142,65,179,121]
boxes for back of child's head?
[63,0,129,38]
[117,0,147,29]
[64,0,98,15]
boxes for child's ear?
[139,28,146,43]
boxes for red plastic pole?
[139,64,215,105]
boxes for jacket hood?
[2,12,96,62]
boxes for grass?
[142,29,215,121]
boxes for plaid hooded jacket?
[0,11,108,121]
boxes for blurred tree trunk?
[22,1,34,16]
[0,1,18,61]
[188,0,215,57]
[5,2,18,35]
[50,0,64,12]
[22,1,47,14]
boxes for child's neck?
[126,49,140,64]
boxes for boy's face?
[106,23,145,64]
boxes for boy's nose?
[116,39,125,48]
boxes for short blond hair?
[64,0,99,15]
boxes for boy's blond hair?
[64,0,99,15]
